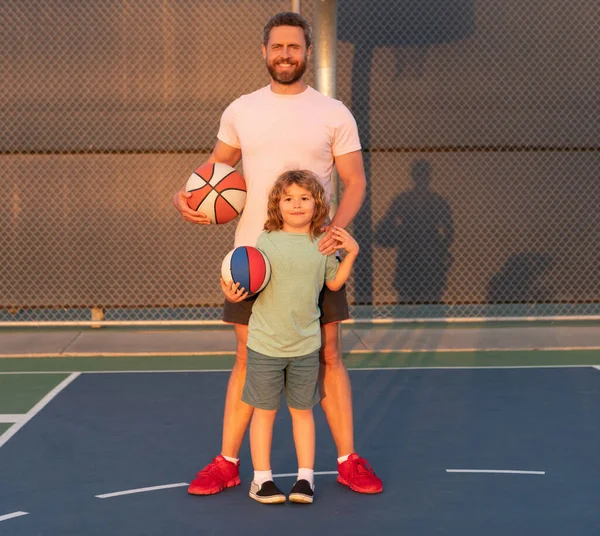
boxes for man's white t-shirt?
[217,85,362,247]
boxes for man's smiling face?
[262,25,311,85]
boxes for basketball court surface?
[1,323,599,535]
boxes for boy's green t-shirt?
[247,230,340,358]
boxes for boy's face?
[279,183,316,233]
[262,26,311,85]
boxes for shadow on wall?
[487,252,555,303]
[338,0,475,305]
[375,160,454,303]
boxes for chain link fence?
[1,0,599,323]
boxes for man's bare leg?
[220,323,254,458]
[187,324,251,495]
[319,322,354,457]
[319,322,383,493]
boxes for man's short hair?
[263,11,312,48]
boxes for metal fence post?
[314,0,338,218]
[314,0,344,351]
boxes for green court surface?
[0,349,599,374]
[0,424,12,435]
[0,374,70,412]
[0,355,236,373]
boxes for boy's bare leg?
[249,408,287,504]
[289,407,316,503]
[319,322,354,457]
[289,407,315,469]
[249,408,277,471]
[221,323,254,458]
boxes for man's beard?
[266,56,307,85]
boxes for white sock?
[337,454,350,464]
[222,455,239,464]
[297,468,314,489]
[254,470,273,486]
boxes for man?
[173,11,382,495]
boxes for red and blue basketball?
[221,246,271,295]
[185,162,246,224]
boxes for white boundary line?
[0,511,29,522]
[347,364,600,371]
[0,372,80,449]
[447,469,545,475]
[593,366,600,371]
[96,472,339,499]
[96,483,189,499]
[0,369,232,375]
[98,467,547,499]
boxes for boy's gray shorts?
[242,347,321,411]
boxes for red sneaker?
[337,453,383,494]
[188,455,241,495]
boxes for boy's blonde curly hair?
[264,169,329,240]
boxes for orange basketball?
[185,163,246,224]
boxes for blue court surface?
[1,366,599,535]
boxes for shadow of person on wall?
[375,160,454,303]
[487,252,555,304]
[338,0,475,306]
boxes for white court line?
[0,414,25,423]
[593,366,600,371]
[0,369,232,375]
[347,365,600,372]
[96,472,339,499]
[447,469,545,475]
[96,483,189,499]
[0,372,80,449]
[97,468,545,500]
[80,369,233,374]
[0,511,29,522]
[274,471,338,478]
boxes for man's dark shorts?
[222,284,350,326]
